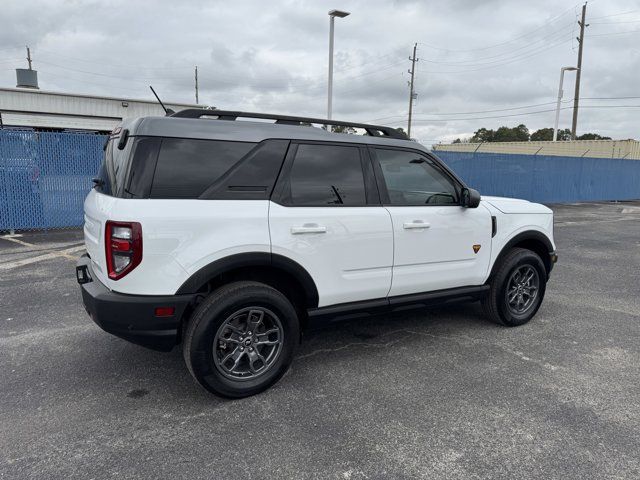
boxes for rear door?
[269,142,393,308]
[370,147,492,296]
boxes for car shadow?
[65,301,496,405]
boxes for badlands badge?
[473,244,481,254]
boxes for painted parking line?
[0,236,36,248]
[0,244,85,270]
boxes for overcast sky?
[1,0,639,144]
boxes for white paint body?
[84,190,555,306]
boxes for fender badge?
[473,244,481,253]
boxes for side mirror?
[461,187,481,208]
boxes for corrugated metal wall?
[436,151,640,203]
[433,139,640,159]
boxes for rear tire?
[183,281,300,398]
[482,248,547,327]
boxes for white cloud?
[1,0,638,141]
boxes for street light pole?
[327,9,350,120]
[553,66,578,141]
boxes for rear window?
[149,138,256,199]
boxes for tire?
[183,281,300,398]
[481,248,547,327]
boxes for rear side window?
[150,138,256,199]
[284,143,366,206]
[95,138,131,196]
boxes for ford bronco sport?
[77,110,557,398]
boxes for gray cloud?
[0,0,638,144]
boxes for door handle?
[291,224,327,235]
[403,221,430,230]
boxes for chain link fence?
[0,129,106,231]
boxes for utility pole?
[407,43,418,139]
[571,3,588,140]
[194,65,199,104]
[26,46,33,70]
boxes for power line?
[589,28,640,36]
[392,105,640,124]
[417,23,575,66]
[417,4,578,53]
[590,19,640,24]
[589,9,639,20]
[417,38,572,75]
[366,96,640,123]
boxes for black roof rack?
[169,109,408,140]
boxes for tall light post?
[553,66,578,141]
[327,9,350,120]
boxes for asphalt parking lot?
[1,201,639,479]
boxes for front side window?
[286,144,366,206]
[374,148,459,206]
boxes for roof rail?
[169,109,408,140]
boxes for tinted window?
[287,144,366,206]
[125,137,161,198]
[374,149,459,205]
[95,138,132,197]
[150,138,256,199]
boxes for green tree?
[577,133,612,140]
[470,127,495,143]
[530,127,571,141]
[471,124,529,142]
[331,125,357,134]
[452,138,462,144]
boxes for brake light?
[105,221,142,280]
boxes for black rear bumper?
[76,255,195,352]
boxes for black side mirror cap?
[461,187,481,208]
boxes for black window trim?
[270,140,381,207]
[368,145,466,207]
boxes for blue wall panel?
[0,130,105,230]
[435,151,640,203]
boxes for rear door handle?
[291,224,327,234]
[403,221,430,230]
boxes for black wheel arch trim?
[175,252,319,308]
[489,230,555,279]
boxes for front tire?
[482,248,547,327]
[183,281,300,398]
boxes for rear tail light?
[105,221,142,280]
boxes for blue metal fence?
[1,131,639,231]
[0,130,105,231]
[436,151,640,203]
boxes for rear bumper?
[76,254,195,352]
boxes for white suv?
[77,110,557,398]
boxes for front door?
[370,147,492,297]
[269,142,393,307]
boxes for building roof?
[0,87,203,131]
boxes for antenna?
[149,86,175,116]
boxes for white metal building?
[0,87,204,132]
